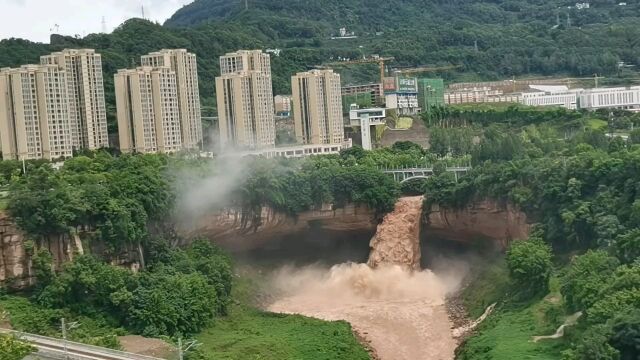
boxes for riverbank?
[195,269,370,360]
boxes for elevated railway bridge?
[380,166,472,183]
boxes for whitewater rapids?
[268,197,462,360]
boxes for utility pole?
[61,318,80,360]
[178,338,201,360]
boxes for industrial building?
[141,49,203,149]
[40,49,109,151]
[114,67,183,154]
[215,50,276,150]
[0,65,74,160]
[291,69,344,145]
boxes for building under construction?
[417,79,445,112]
[341,83,383,113]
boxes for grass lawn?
[195,274,370,360]
[586,118,608,130]
[396,117,413,129]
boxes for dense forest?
[2,0,640,132]
[414,105,640,359]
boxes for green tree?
[506,238,553,296]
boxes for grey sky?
[0,0,193,43]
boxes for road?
[1,329,164,360]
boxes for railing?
[1,328,165,360]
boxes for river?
[267,197,463,360]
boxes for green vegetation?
[423,105,640,359]
[506,237,553,297]
[194,274,369,360]
[0,334,34,360]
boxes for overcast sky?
[0,0,193,43]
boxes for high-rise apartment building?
[141,49,203,149]
[291,69,344,145]
[215,50,275,150]
[40,49,109,150]
[0,65,73,160]
[114,67,182,154]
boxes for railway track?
[1,329,165,360]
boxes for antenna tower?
[141,5,146,19]
[101,16,107,33]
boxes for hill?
[1,0,640,135]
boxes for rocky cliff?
[425,201,530,249]
[180,204,378,251]
[0,212,84,288]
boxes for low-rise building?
[520,85,579,109]
[578,87,640,110]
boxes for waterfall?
[367,196,424,270]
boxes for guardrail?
[1,328,165,360]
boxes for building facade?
[291,69,344,145]
[384,77,421,115]
[274,95,292,116]
[520,86,578,109]
[0,65,73,160]
[216,50,275,150]
[40,49,109,150]
[578,87,640,110]
[141,49,203,149]
[115,67,182,154]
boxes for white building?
[521,85,640,111]
[578,87,640,110]
[520,85,579,109]
[349,107,386,150]
[385,93,420,115]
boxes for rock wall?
[425,200,530,249]
[0,212,84,289]
[179,204,378,252]
[0,213,31,288]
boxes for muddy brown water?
[268,197,462,360]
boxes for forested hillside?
[1,0,640,133]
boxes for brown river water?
[268,197,463,360]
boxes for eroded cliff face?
[179,204,378,251]
[0,212,84,288]
[425,201,530,249]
